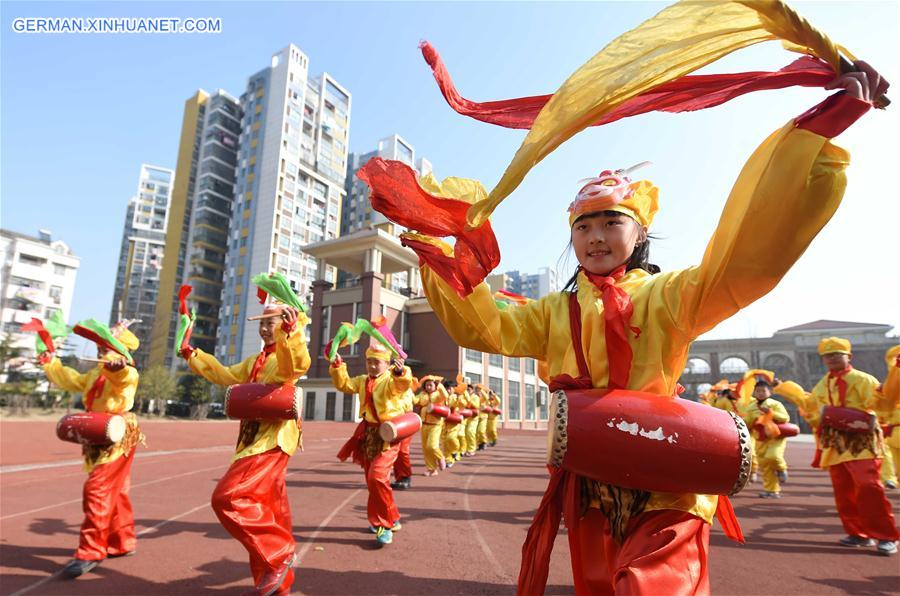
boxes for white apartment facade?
[0,229,80,353]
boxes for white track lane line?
[463,458,516,584]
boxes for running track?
[1,419,898,595]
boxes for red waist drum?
[380,412,422,443]
[776,423,800,438]
[57,412,126,446]
[225,383,302,420]
[491,407,502,416]
[821,406,876,433]
[753,421,801,440]
[459,408,474,418]
[427,403,451,418]
[547,389,751,496]
[445,413,463,424]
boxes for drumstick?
[246,313,284,321]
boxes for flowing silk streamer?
[361,1,858,297]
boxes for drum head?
[547,391,568,467]
[379,421,397,443]
[106,415,127,443]
[293,387,303,419]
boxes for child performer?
[180,304,309,594]
[486,390,502,447]
[775,338,898,555]
[379,64,891,590]
[879,345,900,489]
[441,379,463,466]
[41,321,141,578]
[743,377,790,498]
[332,344,413,546]
[416,375,449,475]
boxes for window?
[53,263,68,275]
[49,285,63,304]
[489,353,503,368]
[489,376,503,396]
[508,382,521,420]
[304,392,316,419]
[526,359,536,375]
[18,253,46,266]
[342,393,354,421]
[525,385,536,420]
[326,391,336,421]
[468,373,482,385]
[465,349,482,363]
[538,388,549,420]
[508,357,521,372]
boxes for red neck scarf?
[579,265,639,390]
[364,377,380,423]
[249,343,277,383]
[85,373,106,412]
[827,365,853,407]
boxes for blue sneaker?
[375,527,393,547]
[391,521,402,532]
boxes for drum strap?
[826,366,852,407]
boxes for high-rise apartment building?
[110,164,173,368]
[217,44,351,361]
[342,134,432,236]
[148,90,242,371]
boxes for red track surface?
[1,419,898,595]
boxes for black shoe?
[477,443,486,451]
[777,470,789,484]
[61,558,100,578]
[489,441,497,447]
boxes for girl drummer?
[400,63,888,593]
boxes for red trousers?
[365,444,401,528]
[828,458,899,541]
[211,448,295,593]
[76,449,136,560]
[568,508,710,595]
[392,435,413,480]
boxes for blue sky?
[2,1,898,344]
